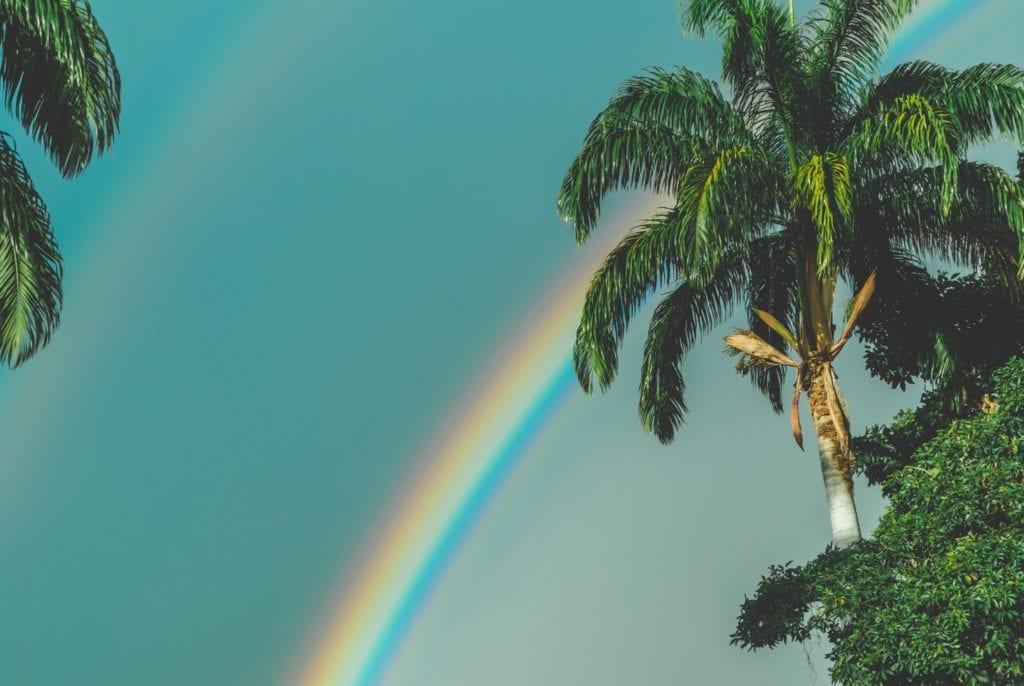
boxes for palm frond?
[674,144,779,282]
[866,162,1024,282]
[809,0,916,107]
[0,133,61,365]
[574,208,686,392]
[843,93,959,211]
[791,152,852,272]
[682,0,755,38]
[558,67,747,242]
[723,330,799,366]
[0,0,121,177]
[683,0,807,141]
[933,63,1024,148]
[638,254,748,442]
[859,60,1024,149]
[853,60,954,114]
[832,270,877,356]
[746,232,798,411]
[737,3,808,143]
[755,309,799,351]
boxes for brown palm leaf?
[831,271,878,358]
[754,309,801,353]
[723,331,800,368]
[791,366,805,450]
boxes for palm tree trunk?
[805,362,862,548]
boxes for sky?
[0,1,1020,685]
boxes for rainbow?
[294,2,995,684]
[291,196,661,686]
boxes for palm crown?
[557,0,1024,546]
[0,0,120,365]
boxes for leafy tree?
[732,356,1024,685]
[855,274,1024,487]
[0,1,120,365]
[856,151,1024,411]
[557,0,1024,547]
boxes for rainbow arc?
[295,3,994,683]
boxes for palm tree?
[557,0,1024,548]
[0,1,120,366]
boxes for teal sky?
[0,1,1020,685]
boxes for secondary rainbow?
[295,2,994,684]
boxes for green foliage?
[856,270,1024,488]
[556,67,746,243]
[858,272,1024,405]
[809,0,915,105]
[0,0,119,365]
[0,133,61,366]
[791,152,852,270]
[853,387,967,494]
[639,249,749,441]
[734,357,1024,685]
[0,0,121,177]
[559,0,1024,441]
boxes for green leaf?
[573,208,687,392]
[791,152,852,274]
[810,0,917,105]
[0,133,61,366]
[674,144,778,283]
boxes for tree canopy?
[559,0,1024,444]
[733,355,1024,685]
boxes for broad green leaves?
[734,357,1024,685]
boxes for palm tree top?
[557,0,1024,443]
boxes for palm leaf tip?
[639,257,748,443]
[829,270,879,359]
[0,134,62,366]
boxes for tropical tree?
[0,1,120,365]
[557,0,1024,547]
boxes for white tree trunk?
[807,365,862,548]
